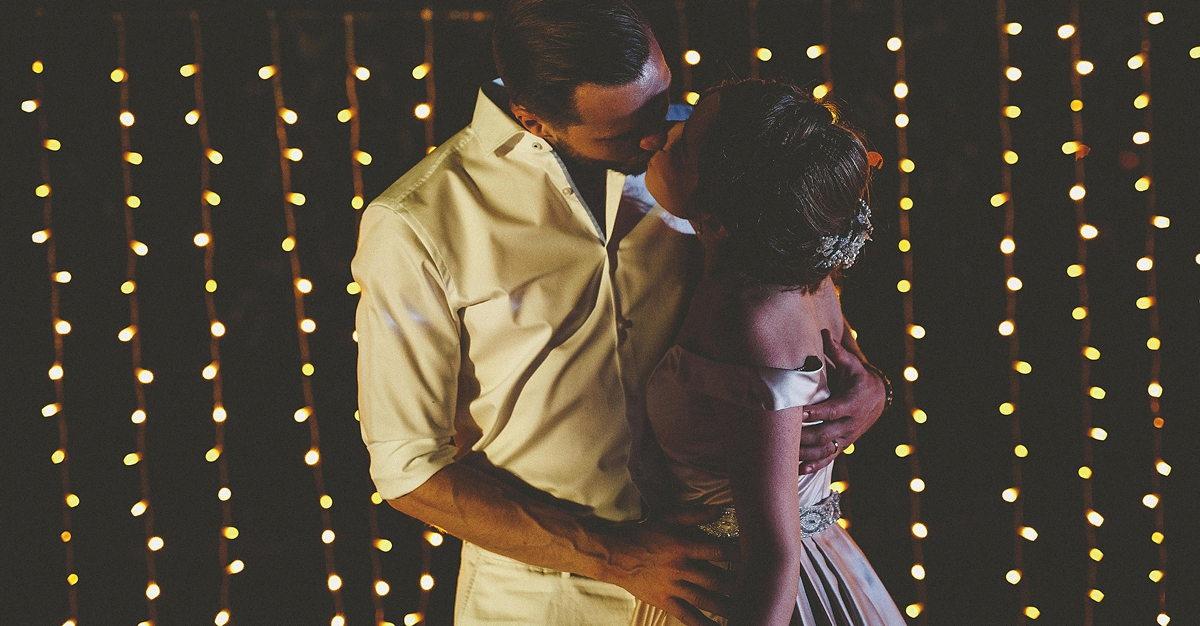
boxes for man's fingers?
[658,505,725,526]
[691,560,738,595]
[678,581,733,617]
[668,597,722,626]
[684,539,739,563]
[800,451,837,475]
[800,418,851,448]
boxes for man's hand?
[799,328,887,475]
[600,517,737,626]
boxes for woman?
[633,79,905,625]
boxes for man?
[352,1,888,624]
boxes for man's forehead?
[570,51,671,135]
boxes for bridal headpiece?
[815,199,872,270]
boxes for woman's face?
[645,92,720,220]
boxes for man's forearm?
[388,462,624,581]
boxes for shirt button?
[563,188,574,196]
[532,142,542,150]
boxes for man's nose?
[639,130,668,153]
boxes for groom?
[352,1,888,624]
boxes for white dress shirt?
[353,86,699,522]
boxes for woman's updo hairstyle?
[694,79,872,291]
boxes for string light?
[29,26,78,625]
[183,12,242,621]
[1063,5,1102,621]
[114,14,159,624]
[1133,5,1168,622]
[892,0,927,620]
[266,12,342,619]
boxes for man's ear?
[510,103,556,140]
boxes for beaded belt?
[697,491,841,540]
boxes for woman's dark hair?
[695,79,873,292]
[493,0,653,128]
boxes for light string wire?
[113,13,163,619]
[420,7,437,152]
[674,1,697,104]
[265,11,346,624]
[1132,6,1169,626]
[992,4,1034,622]
[181,13,240,625]
[27,14,80,624]
[340,15,390,626]
[1061,3,1105,621]
[887,1,927,621]
[747,0,759,79]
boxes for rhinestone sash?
[697,491,841,540]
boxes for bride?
[632,79,906,625]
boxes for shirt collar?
[472,79,531,154]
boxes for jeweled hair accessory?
[815,199,873,270]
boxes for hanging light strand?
[114,13,160,620]
[420,7,437,151]
[30,21,80,623]
[185,13,241,623]
[674,1,696,104]
[994,3,1033,620]
[1135,5,1168,625]
[1063,3,1101,622]
[891,1,927,621]
[266,12,344,622]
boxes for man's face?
[541,40,673,174]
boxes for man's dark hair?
[696,79,873,291]
[493,0,654,128]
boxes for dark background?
[2,1,1198,624]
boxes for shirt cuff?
[367,438,457,501]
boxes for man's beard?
[553,138,653,175]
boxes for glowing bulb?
[66,494,80,507]
[202,363,219,380]
[300,319,316,333]
[1006,277,1023,291]
[48,363,64,380]
[131,409,146,424]
[999,402,1014,415]
[1152,532,1164,544]
[1147,337,1161,350]
[1143,493,1160,508]
[893,82,908,98]
[354,66,371,81]
[185,110,200,125]
[1089,426,1108,439]
[1002,488,1018,502]
[213,406,227,422]
[412,63,431,80]
[811,84,830,99]
[1086,510,1104,526]
[124,452,140,466]
[911,523,927,538]
[351,195,364,209]
[36,184,51,197]
[829,481,848,493]
[194,233,210,247]
[1135,177,1151,192]
[32,60,43,73]
[110,68,128,82]
[1025,606,1040,619]
[894,113,909,128]
[909,324,925,339]
[32,230,51,244]
[1156,460,1171,476]
[355,150,373,165]
[1067,264,1084,277]
[909,478,925,492]
[903,366,918,382]
[148,536,164,551]
[905,604,923,618]
[1003,150,1018,164]
[1004,22,1023,35]
[206,280,217,293]
[1019,526,1038,541]
[1133,131,1151,145]
[1058,24,1076,39]
[895,444,913,457]
[1003,105,1021,118]
[322,529,336,543]
[327,574,342,591]
[131,500,147,516]
[990,192,1009,207]
[1006,569,1021,584]
[258,65,276,80]
[899,158,915,172]
[1147,12,1163,24]
[404,614,422,626]
[206,447,220,462]
[179,63,198,77]
[305,449,320,465]
[414,104,431,120]
[285,148,304,161]
[22,99,40,113]
[998,320,1014,336]
[125,151,143,165]
[420,574,435,590]
[287,192,306,205]
[1149,570,1164,583]
[1076,60,1094,75]
[887,37,902,51]
[1071,98,1084,110]
[332,616,345,626]
[53,271,71,283]
[218,488,231,502]
[204,190,221,206]
[302,363,315,376]
[755,47,772,62]
[1000,237,1015,254]
[222,526,238,539]
[896,280,911,293]
[131,241,149,256]
[55,320,72,334]
[426,530,444,546]
[120,111,135,126]
[375,538,394,552]
[1088,548,1104,561]
[1151,215,1170,228]
[1128,54,1145,70]
[911,564,925,580]
[281,236,296,251]
[1088,589,1104,602]
[337,109,353,124]
[1134,93,1150,108]
[684,50,701,65]
[1136,296,1154,309]
[1079,224,1098,239]
[279,108,298,124]
[43,403,61,418]
[1014,444,1028,457]
[685,91,700,105]
[146,582,161,599]
[1005,66,1022,81]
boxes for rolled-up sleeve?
[353,203,460,500]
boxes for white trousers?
[454,541,643,625]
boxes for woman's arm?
[721,401,805,626]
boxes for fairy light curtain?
[8,4,1196,625]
